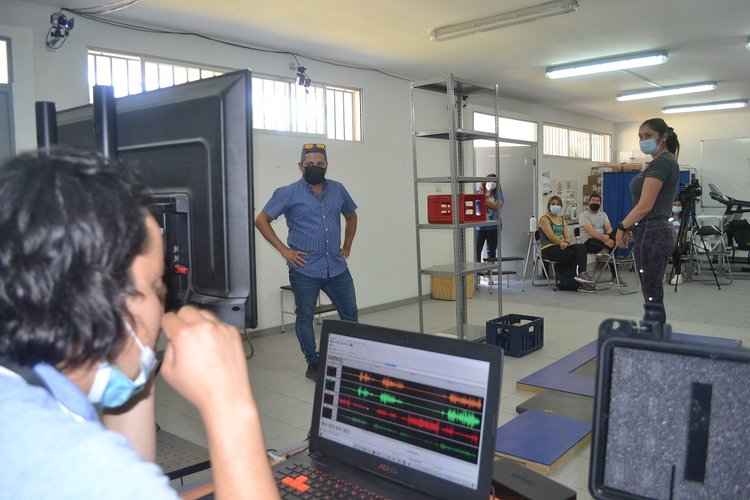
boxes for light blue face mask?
[486,182,497,191]
[88,322,157,409]
[549,205,562,215]
[640,139,659,155]
[672,206,682,214]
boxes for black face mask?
[589,203,600,212]
[303,166,326,185]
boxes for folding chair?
[688,222,733,285]
[521,230,558,289]
[593,245,639,295]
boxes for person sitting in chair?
[538,196,596,293]
[578,193,625,286]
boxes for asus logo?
[377,463,398,475]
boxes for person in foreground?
[255,143,358,381]
[616,118,680,325]
[538,196,596,293]
[0,148,278,499]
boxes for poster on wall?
[550,179,578,218]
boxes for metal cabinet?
[411,74,502,340]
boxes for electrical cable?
[60,8,412,82]
[72,0,142,15]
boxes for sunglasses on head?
[302,143,326,151]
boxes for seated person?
[0,148,279,499]
[578,193,625,285]
[538,196,595,292]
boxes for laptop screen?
[310,320,503,499]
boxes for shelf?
[415,129,496,141]
[421,262,498,276]
[418,176,496,183]
[412,76,495,96]
[419,221,500,230]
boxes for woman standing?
[475,173,504,264]
[538,195,595,292]
[616,118,680,324]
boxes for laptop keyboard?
[275,462,391,499]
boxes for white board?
[699,138,750,214]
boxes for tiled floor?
[156,269,750,498]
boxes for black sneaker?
[577,283,597,293]
[305,363,318,381]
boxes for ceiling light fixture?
[616,82,717,102]
[430,0,579,42]
[545,50,668,79]
[662,100,748,114]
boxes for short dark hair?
[588,193,601,202]
[0,147,151,368]
[300,143,327,163]
[547,195,563,211]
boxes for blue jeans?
[288,268,358,364]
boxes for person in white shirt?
[578,193,625,286]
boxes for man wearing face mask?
[0,148,278,499]
[255,143,359,381]
[578,193,624,286]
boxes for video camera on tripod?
[679,178,702,202]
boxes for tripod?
[669,196,722,290]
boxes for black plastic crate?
[486,314,544,357]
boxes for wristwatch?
[617,222,628,231]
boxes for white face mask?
[87,322,157,409]
[486,182,496,191]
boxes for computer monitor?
[56,70,257,329]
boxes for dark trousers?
[632,220,676,309]
[541,243,588,275]
[583,230,617,278]
[476,230,498,262]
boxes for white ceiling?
[26,0,750,123]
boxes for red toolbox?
[427,194,485,224]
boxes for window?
[87,49,224,101]
[473,112,536,147]
[252,75,362,141]
[87,49,362,141]
[0,38,9,85]
[543,123,611,162]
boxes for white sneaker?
[670,274,683,285]
[574,272,594,284]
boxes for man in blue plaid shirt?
[255,144,359,381]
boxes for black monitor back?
[56,70,257,329]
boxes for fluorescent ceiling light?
[616,82,717,102]
[430,0,578,42]
[662,100,748,114]
[545,50,669,79]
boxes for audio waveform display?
[324,365,484,464]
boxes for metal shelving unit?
[411,74,502,340]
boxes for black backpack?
[726,219,750,249]
[555,263,579,291]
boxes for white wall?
[5,0,694,331]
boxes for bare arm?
[341,211,357,258]
[254,211,307,267]
[101,379,157,462]
[160,306,279,500]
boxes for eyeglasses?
[302,143,326,151]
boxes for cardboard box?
[588,174,600,185]
[621,164,643,172]
[431,275,474,301]
[583,184,595,195]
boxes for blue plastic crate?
[486,314,544,357]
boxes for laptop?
[272,319,503,499]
